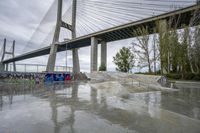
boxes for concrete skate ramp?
[87,72,175,92]
[87,72,164,85]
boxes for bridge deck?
[3,5,200,64]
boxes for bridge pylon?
[46,0,80,73]
[72,0,80,73]
[0,38,16,72]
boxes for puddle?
[0,81,200,133]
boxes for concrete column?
[6,64,8,72]
[72,49,80,73]
[72,0,80,73]
[158,19,168,74]
[72,0,77,39]
[46,44,58,72]
[0,39,6,72]
[101,41,107,70]
[13,62,16,72]
[1,38,6,62]
[197,0,200,4]
[91,37,98,72]
[0,63,5,72]
[46,0,62,72]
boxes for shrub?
[166,73,182,80]
[99,63,106,71]
[193,74,200,81]
[166,73,200,81]
[183,73,195,80]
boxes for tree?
[157,15,180,74]
[179,27,191,77]
[152,33,159,74]
[189,7,200,74]
[99,63,106,71]
[192,26,200,73]
[168,29,179,73]
[113,47,134,72]
[132,26,155,73]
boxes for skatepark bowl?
[0,81,200,133]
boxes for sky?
[0,0,197,72]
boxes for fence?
[7,63,72,73]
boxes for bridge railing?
[7,64,72,73]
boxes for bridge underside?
[2,5,200,64]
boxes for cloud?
[0,0,54,53]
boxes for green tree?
[99,63,106,71]
[113,47,134,72]
[179,27,191,78]
[193,26,200,73]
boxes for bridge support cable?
[22,0,57,53]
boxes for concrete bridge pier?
[5,64,8,71]
[158,19,168,74]
[72,49,80,73]
[101,41,107,71]
[0,63,5,72]
[90,37,107,73]
[47,43,59,72]
[90,37,98,72]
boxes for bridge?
[1,0,200,73]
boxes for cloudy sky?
[0,0,197,72]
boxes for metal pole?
[37,64,39,73]
[10,64,11,71]
[66,43,68,72]
[6,64,8,71]
[25,64,26,72]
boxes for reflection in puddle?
[0,81,200,133]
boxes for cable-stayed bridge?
[1,0,200,73]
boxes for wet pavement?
[0,81,200,133]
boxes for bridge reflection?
[0,82,200,133]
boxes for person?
[66,74,71,81]
[35,75,40,84]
